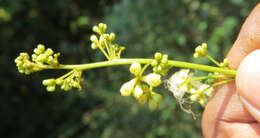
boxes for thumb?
[236,49,260,122]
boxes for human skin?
[202,2,260,138]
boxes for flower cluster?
[14,23,237,112]
[14,44,60,75]
[32,44,60,66]
[151,52,171,76]
[193,43,207,58]
[42,70,83,92]
[167,69,214,106]
[15,53,37,74]
[120,62,163,109]
[90,23,125,60]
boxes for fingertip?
[227,2,260,69]
[236,49,260,111]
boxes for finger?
[236,50,260,123]
[227,3,260,69]
[202,2,260,137]
[202,82,260,137]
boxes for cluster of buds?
[189,84,213,106]
[120,62,163,109]
[151,52,171,76]
[90,23,125,60]
[32,44,60,66]
[42,70,83,92]
[167,69,214,106]
[15,53,41,74]
[193,43,207,58]
[219,58,229,68]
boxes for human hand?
[202,3,260,138]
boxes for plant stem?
[40,58,237,76]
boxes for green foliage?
[1,0,258,138]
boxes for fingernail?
[236,50,260,110]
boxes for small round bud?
[42,79,56,86]
[56,79,64,85]
[45,48,54,56]
[47,86,56,92]
[36,54,45,62]
[33,48,41,55]
[151,60,158,66]
[190,94,199,102]
[193,53,199,58]
[201,43,207,50]
[199,99,206,106]
[93,26,100,34]
[154,52,162,60]
[109,33,115,41]
[103,34,109,40]
[91,43,98,49]
[157,65,162,72]
[162,54,168,59]
[90,35,98,43]
[37,44,45,51]
[143,73,162,87]
[129,62,142,76]
[161,57,168,64]
[98,23,107,33]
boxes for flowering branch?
[15,23,236,112]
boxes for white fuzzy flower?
[167,69,190,99]
[120,79,135,96]
[143,73,162,87]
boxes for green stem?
[206,55,221,67]
[39,58,237,76]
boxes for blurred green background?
[1,0,258,137]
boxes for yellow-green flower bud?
[201,43,207,50]
[56,79,64,85]
[47,85,56,92]
[98,23,107,33]
[120,79,135,96]
[190,94,199,102]
[133,84,143,99]
[90,35,98,43]
[129,62,142,76]
[143,73,162,87]
[91,43,98,49]
[109,33,115,41]
[154,52,162,60]
[42,79,56,86]
[37,44,45,51]
[199,98,206,106]
[45,48,54,56]
[151,60,158,66]
[33,48,42,55]
[93,26,100,34]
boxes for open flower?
[120,79,136,96]
[143,73,162,87]
[167,69,190,99]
